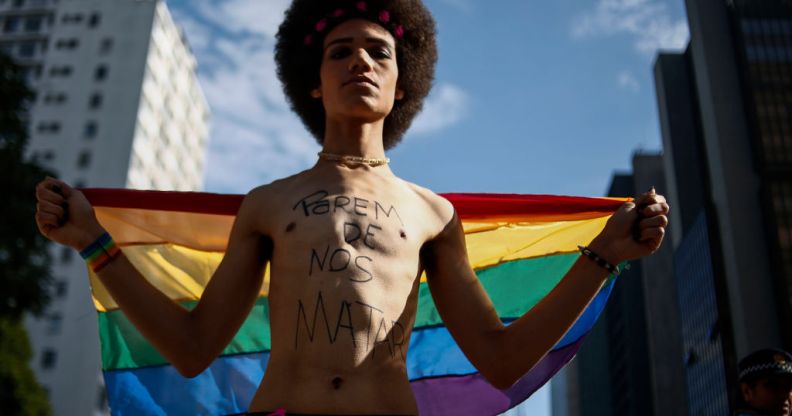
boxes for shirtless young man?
[34,1,669,414]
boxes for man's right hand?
[35,177,106,251]
[34,181,273,378]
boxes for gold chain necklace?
[317,152,390,167]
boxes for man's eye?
[370,48,391,59]
[329,48,351,59]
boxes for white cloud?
[201,118,317,193]
[194,0,291,38]
[171,11,211,51]
[172,0,317,193]
[571,0,689,55]
[409,84,470,137]
[617,70,640,92]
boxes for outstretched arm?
[421,190,668,389]
[35,177,270,377]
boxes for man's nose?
[348,48,374,73]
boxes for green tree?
[0,319,51,416]
[0,51,53,415]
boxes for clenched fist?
[588,188,670,265]
[35,177,105,251]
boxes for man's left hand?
[588,188,670,265]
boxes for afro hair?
[275,0,438,150]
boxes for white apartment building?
[1,0,210,414]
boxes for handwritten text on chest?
[291,190,409,361]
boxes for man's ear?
[311,87,322,98]
[740,383,753,402]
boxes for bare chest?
[262,185,430,364]
[271,188,425,285]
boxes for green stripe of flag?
[98,253,577,371]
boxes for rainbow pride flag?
[82,189,626,415]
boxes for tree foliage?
[0,318,51,416]
[0,52,53,319]
[0,52,53,415]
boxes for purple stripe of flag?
[411,337,584,416]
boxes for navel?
[285,222,296,233]
[331,376,344,390]
[400,230,407,239]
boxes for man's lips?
[344,76,377,87]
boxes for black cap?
[738,348,792,382]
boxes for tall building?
[554,1,792,415]
[551,153,688,416]
[653,0,792,413]
[1,0,210,414]
[683,0,791,355]
[655,47,734,416]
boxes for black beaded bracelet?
[578,245,621,276]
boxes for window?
[55,38,79,50]
[88,93,102,109]
[44,93,67,104]
[54,280,67,297]
[30,64,42,80]
[60,247,72,264]
[88,12,100,28]
[99,37,113,54]
[96,386,108,410]
[784,19,792,36]
[3,16,20,33]
[36,121,61,133]
[77,150,91,169]
[24,16,42,32]
[47,313,62,335]
[83,121,97,139]
[61,13,83,24]
[18,41,36,58]
[41,349,57,369]
[31,145,52,161]
[48,65,72,77]
[131,154,142,171]
[94,64,107,81]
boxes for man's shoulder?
[400,180,450,208]
[244,170,312,202]
[235,171,313,228]
[397,179,455,235]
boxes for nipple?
[331,376,344,390]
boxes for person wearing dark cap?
[735,348,792,416]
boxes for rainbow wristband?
[79,232,121,273]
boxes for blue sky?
[166,0,690,413]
